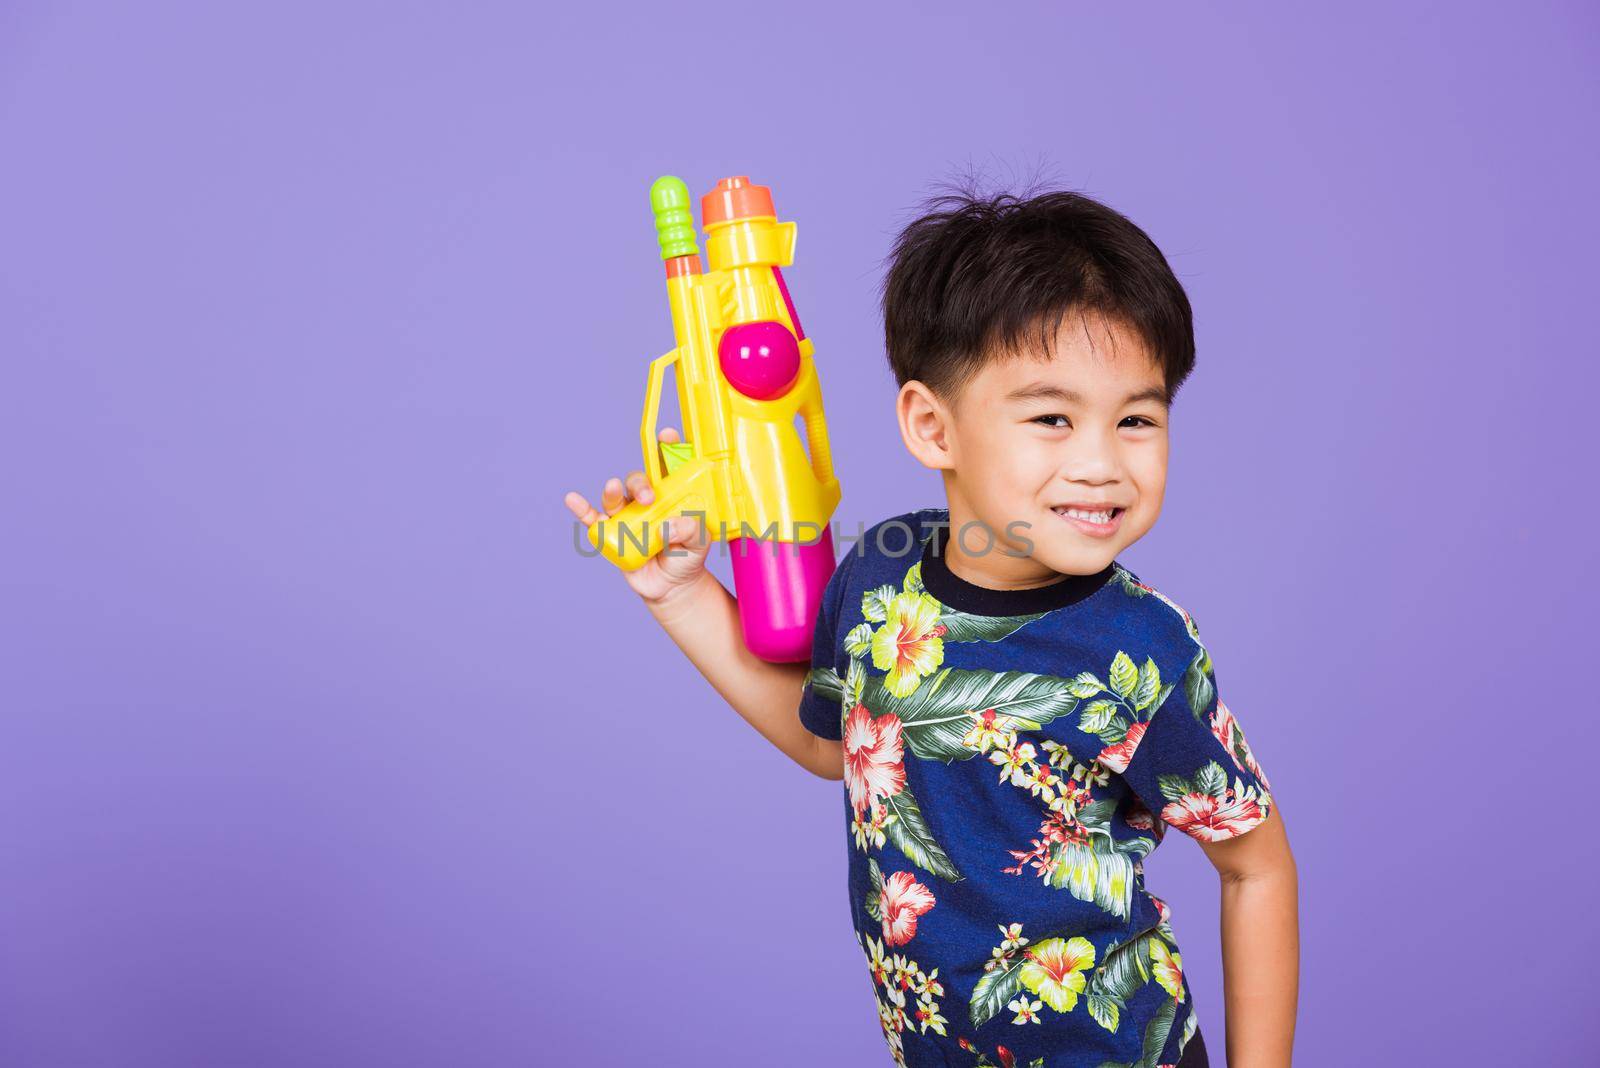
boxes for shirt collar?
[917,513,1118,617]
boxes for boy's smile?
[899,312,1170,591]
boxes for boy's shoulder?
[1104,560,1208,649]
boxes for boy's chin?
[1037,547,1119,577]
[1026,528,1123,575]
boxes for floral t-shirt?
[799,508,1274,1068]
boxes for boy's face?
[900,313,1170,585]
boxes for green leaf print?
[1193,761,1228,798]
[1049,839,1136,919]
[1139,997,1178,1068]
[864,667,1081,763]
[1085,994,1120,1033]
[805,666,844,707]
[1088,921,1178,1021]
[1076,799,1118,830]
[1068,671,1106,698]
[1078,699,1122,734]
[1069,655,1174,751]
[1157,774,1193,802]
[1130,657,1162,712]
[864,859,884,921]
[1089,938,1149,1003]
[1182,646,1215,721]
[1096,719,1129,746]
[880,786,964,882]
[843,622,874,658]
[861,584,898,623]
[969,955,1028,1028]
[844,656,867,708]
[1115,834,1155,861]
[1109,651,1139,699]
[904,560,925,595]
[1095,850,1135,919]
[935,607,1048,644]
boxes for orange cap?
[702,176,775,228]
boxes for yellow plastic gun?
[585,175,841,662]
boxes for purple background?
[2,3,1596,1065]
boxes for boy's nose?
[1057,430,1125,484]
[1059,450,1121,485]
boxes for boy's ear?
[897,380,956,472]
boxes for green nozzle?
[650,175,699,261]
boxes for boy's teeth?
[1056,507,1112,523]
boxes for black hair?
[879,179,1195,407]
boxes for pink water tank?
[728,526,836,662]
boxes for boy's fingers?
[657,426,681,443]
[670,513,706,549]
[563,490,600,527]
[624,470,653,504]
[601,477,627,516]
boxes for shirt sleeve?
[797,547,856,741]
[1119,635,1275,844]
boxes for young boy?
[564,187,1299,1067]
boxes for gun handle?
[586,457,719,571]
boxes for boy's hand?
[563,426,712,608]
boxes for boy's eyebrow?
[1005,382,1170,407]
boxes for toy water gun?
[586,175,841,663]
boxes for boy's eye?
[1032,415,1159,429]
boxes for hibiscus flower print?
[879,869,937,946]
[1155,759,1271,842]
[1017,936,1096,1013]
[1161,789,1267,842]
[1150,940,1184,1002]
[870,591,946,697]
[843,703,907,819]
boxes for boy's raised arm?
[646,562,843,781]
[565,440,841,783]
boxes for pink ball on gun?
[718,321,801,399]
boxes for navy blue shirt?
[799,508,1274,1068]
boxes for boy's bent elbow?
[1201,805,1297,885]
[805,736,844,780]
[1220,847,1297,890]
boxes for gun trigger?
[660,440,694,476]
